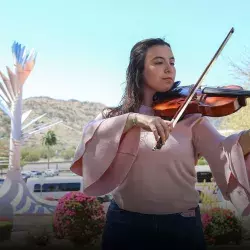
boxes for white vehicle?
[21,170,32,177]
[44,169,56,177]
[195,165,212,183]
[27,176,84,200]
[30,170,42,177]
[53,169,59,176]
[195,165,213,198]
[26,175,113,203]
[0,177,5,187]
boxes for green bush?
[39,147,50,159]
[21,146,60,162]
[0,156,8,169]
[20,159,26,167]
[61,149,75,160]
[0,165,8,170]
[21,148,30,160]
[197,157,208,165]
[0,221,13,242]
[40,148,55,159]
[21,148,41,162]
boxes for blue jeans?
[101,200,207,250]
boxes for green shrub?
[0,156,8,170]
[197,157,208,165]
[25,151,40,161]
[39,147,49,159]
[0,221,13,242]
[0,164,8,169]
[20,159,26,167]
[21,148,41,162]
[21,148,29,161]
[61,149,75,160]
[40,147,55,159]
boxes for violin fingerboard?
[203,87,250,97]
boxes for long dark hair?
[102,38,172,118]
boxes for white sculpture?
[0,42,61,214]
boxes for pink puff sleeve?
[192,116,250,216]
[70,113,141,196]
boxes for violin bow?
[171,27,234,127]
[153,27,234,151]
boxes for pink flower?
[201,213,212,228]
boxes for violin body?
[153,84,250,120]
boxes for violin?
[152,83,249,120]
[151,27,247,151]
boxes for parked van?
[26,176,112,202]
[195,165,212,183]
[195,165,216,203]
[26,176,84,200]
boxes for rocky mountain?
[0,96,106,157]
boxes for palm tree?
[42,130,57,169]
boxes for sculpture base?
[0,169,57,215]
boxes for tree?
[216,49,250,130]
[229,48,250,86]
[42,130,57,169]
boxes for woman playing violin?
[70,38,250,250]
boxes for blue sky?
[0,0,250,106]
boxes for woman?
[71,38,250,249]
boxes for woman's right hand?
[130,113,173,144]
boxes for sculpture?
[0,42,61,214]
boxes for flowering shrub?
[201,207,242,245]
[198,180,243,245]
[53,191,105,246]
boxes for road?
[0,161,73,177]
[24,161,72,171]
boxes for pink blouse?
[70,105,250,216]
